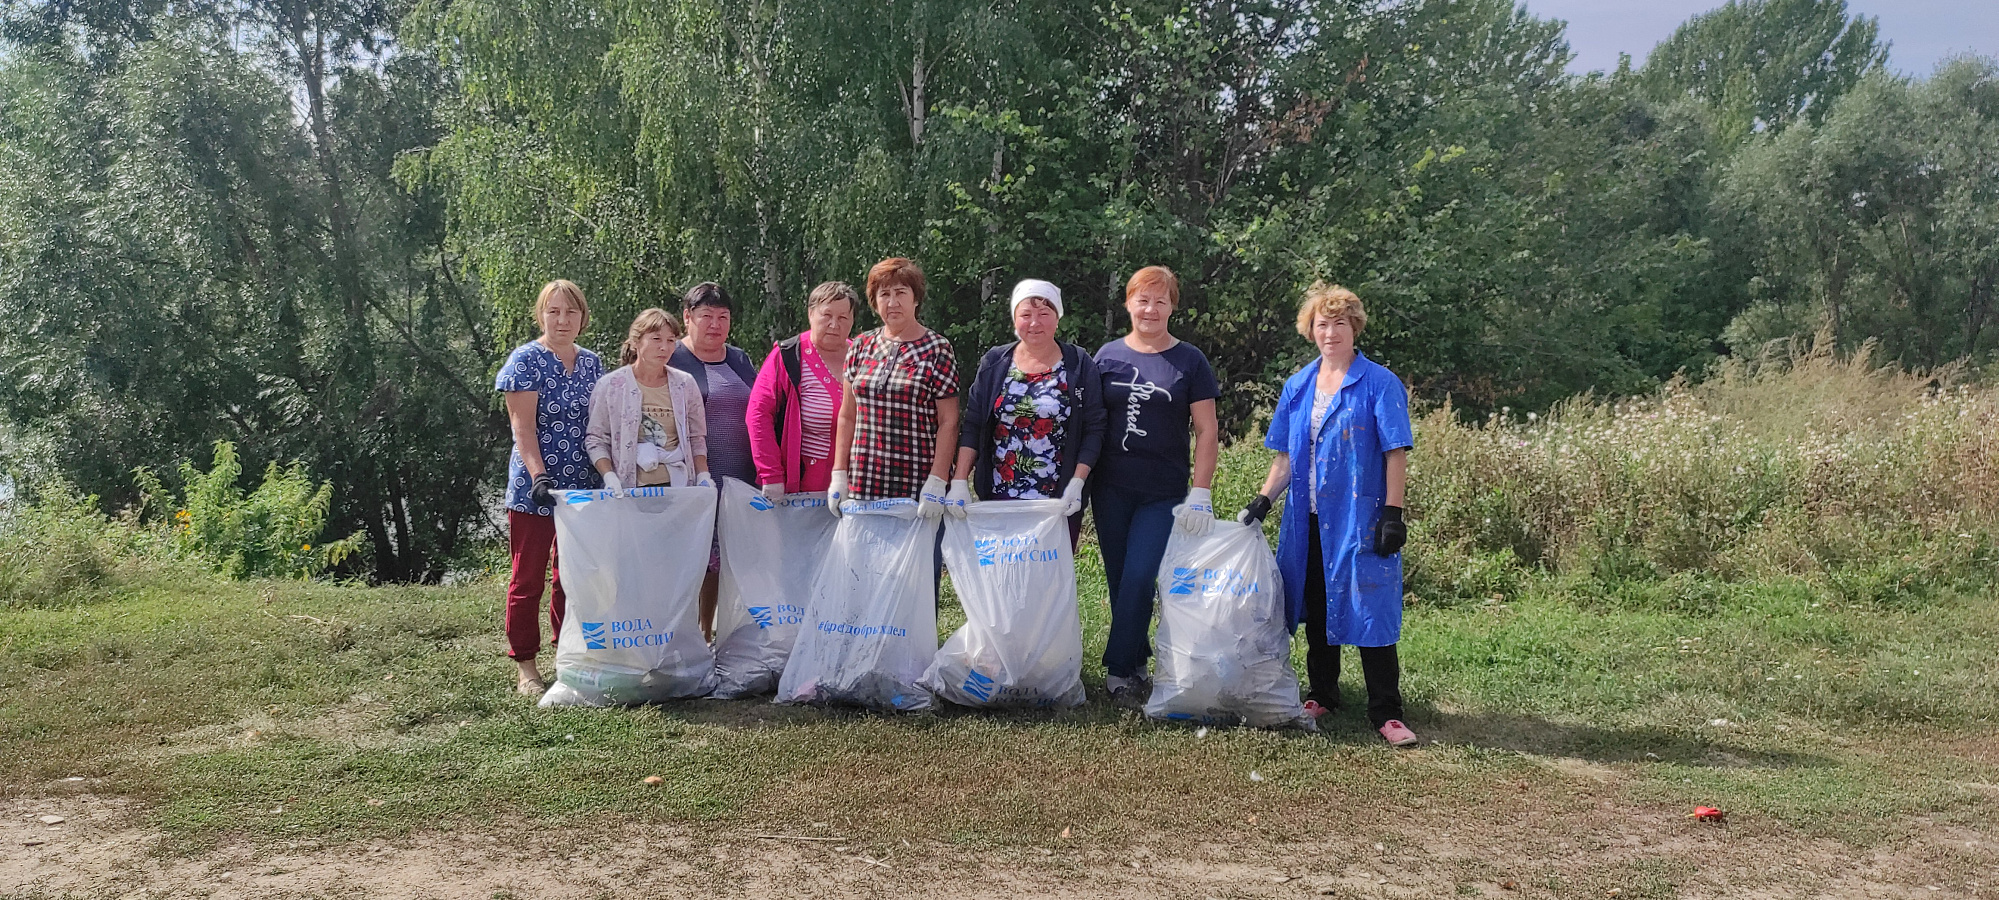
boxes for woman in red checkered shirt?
[828,258,961,517]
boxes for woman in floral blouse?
[828,258,960,517]
[495,279,604,696]
[948,279,1108,549]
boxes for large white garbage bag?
[775,499,939,712]
[1145,522,1312,729]
[540,486,718,707]
[921,500,1085,709]
[711,478,837,698]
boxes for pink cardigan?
[746,334,845,491]
[585,365,707,488]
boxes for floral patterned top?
[845,327,959,501]
[988,364,1070,500]
[496,340,604,515]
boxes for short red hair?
[1125,265,1179,309]
[866,257,927,310]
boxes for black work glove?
[530,473,557,508]
[1374,505,1407,555]
[1237,494,1274,526]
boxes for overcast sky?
[1521,0,1998,77]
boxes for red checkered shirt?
[845,327,960,501]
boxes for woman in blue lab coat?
[1239,282,1418,747]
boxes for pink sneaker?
[1302,700,1330,719]
[1378,719,1418,747]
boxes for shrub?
[0,482,124,607]
[135,441,363,579]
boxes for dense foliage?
[0,0,1993,581]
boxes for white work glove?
[1059,476,1086,517]
[693,471,715,489]
[918,475,950,520]
[761,482,786,503]
[635,442,666,471]
[600,470,626,499]
[945,479,973,518]
[827,471,848,517]
[1172,487,1215,537]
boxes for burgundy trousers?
[505,509,566,660]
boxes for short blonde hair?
[620,308,682,366]
[1125,266,1180,308]
[1295,282,1366,338]
[535,279,590,332]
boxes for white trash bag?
[711,478,837,698]
[775,499,938,712]
[921,500,1085,709]
[1145,522,1313,729]
[540,486,718,707]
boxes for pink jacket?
[746,333,845,491]
[585,365,707,488]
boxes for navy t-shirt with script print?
[1093,338,1221,500]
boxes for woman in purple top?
[668,281,759,641]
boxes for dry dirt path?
[5,793,1993,899]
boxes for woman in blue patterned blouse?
[495,280,604,696]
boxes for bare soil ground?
[6,787,1994,899]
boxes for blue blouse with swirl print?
[496,340,604,515]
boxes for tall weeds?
[1406,345,1998,606]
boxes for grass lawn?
[3,531,1998,897]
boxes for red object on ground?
[1689,806,1726,822]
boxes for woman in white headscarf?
[946,278,1108,549]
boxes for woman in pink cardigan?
[587,308,712,493]
[746,282,855,499]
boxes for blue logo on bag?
[748,494,775,511]
[748,604,803,628]
[962,669,997,702]
[581,621,606,649]
[974,533,1060,567]
[1169,566,1262,598]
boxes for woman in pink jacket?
[746,282,856,499]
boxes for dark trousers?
[1304,514,1404,727]
[1093,482,1181,679]
[505,510,565,661]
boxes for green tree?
[1721,58,1999,367]
[1642,0,1885,142]
[0,5,500,582]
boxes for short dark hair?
[682,281,733,314]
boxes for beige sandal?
[515,674,546,696]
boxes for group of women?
[496,259,1419,746]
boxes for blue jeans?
[1093,482,1181,679]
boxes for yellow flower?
[302,544,312,551]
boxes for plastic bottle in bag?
[711,479,837,698]
[774,499,939,712]
[1145,521,1313,729]
[540,486,719,707]
[922,499,1085,709]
